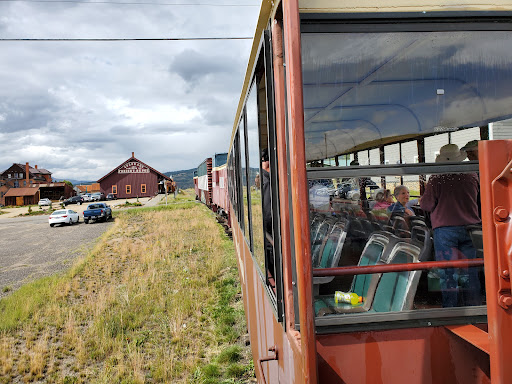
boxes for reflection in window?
[239,119,250,240]
[309,168,484,317]
[246,81,265,272]
[302,31,512,163]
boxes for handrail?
[256,346,278,384]
[313,258,484,277]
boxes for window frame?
[112,185,117,194]
[299,13,508,331]
[141,184,146,194]
[126,185,131,194]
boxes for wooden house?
[97,153,173,199]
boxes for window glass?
[246,81,265,271]
[301,29,503,322]
[302,31,512,162]
[239,119,250,238]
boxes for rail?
[312,258,484,277]
[256,346,278,384]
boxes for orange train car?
[226,1,512,383]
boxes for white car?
[81,194,92,202]
[49,209,80,227]
[38,198,52,207]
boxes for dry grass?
[0,191,253,383]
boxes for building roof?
[97,155,172,183]
[14,163,51,175]
[37,182,67,188]
[4,187,39,197]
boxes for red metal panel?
[317,328,490,383]
[283,1,318,382]
[479,140,512,383]
[231,211,307,384]
[211,165,229,212]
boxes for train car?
[226,1,512,383]
[211,153,230,220]
[197,157,212,206]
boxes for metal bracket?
[257,346,278,384]
[491,159,512,309]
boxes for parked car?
[49,209,80,227]
[38,198,52,207]
[91,192,105,201]
[106,193,117,200]
[81,193,92,202]
[63,195,83,206]
[83,203,112,224]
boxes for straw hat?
[435,144,467,163]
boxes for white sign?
[118,162,150,174]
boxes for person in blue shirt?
[387,185,414,216]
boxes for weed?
[0,190,254,383]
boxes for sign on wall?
[118,162,150,174]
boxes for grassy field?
[0,191,254,383]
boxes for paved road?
[0,214,113,299]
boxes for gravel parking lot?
[0,195,164,299]
[0,213,114,299]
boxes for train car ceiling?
[301,28,512,161]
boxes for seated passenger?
[387,185,414,217]
[372,189,393,211]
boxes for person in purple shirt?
[420,143,482,307]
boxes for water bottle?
[334,291,363,305]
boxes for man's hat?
[461,140,479,151]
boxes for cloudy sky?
[0,0,259,181]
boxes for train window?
[246,81,266,271]
[299,22,512,327]
[239,118,251,240]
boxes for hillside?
[164,168,195,190]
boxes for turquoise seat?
[323,227,432,314]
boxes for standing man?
[421,144,482,307]
[461,140,479,161]
[261,148,274,277]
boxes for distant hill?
[164,167,260,191]
[164,168,196,190]
[55,179,95,186]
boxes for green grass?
[0,190,254,383]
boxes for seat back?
[311,217,336,267]
[371,228,433,312]
[349,232,403,311]
[313,221,348,286]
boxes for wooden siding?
[99,171,158,199]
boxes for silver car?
[38,198,52,206]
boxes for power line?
[0,37,252,41]
[0,0,259,6]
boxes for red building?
[98,153,173,199]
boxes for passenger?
[387,185,414,216]
[420,143,481,307]
[261,148,274,276]
[461,140,479,161]
[372,189,393,210]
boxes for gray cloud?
[0,1,258,180]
